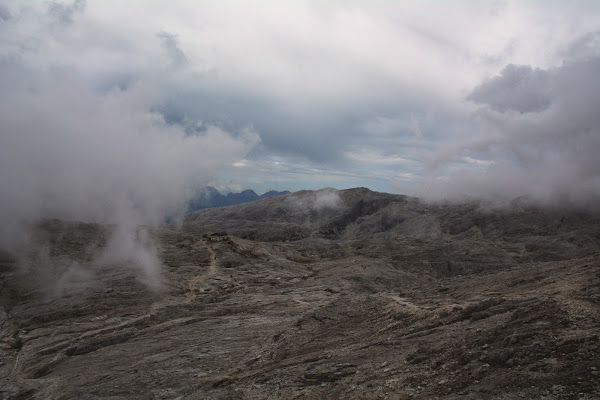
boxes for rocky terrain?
[1,188,599,399]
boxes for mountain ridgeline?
[187,187,290,211]
[183,187,599,243]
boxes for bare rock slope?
[1,188,600,399]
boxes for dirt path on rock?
[205,243,218,275]
[184,241,219,301]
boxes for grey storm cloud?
[157,93,367,164]
[0,4,10,21]
[420,55,600,209]
[157,31,187,69]
[467,64,552,113]
[561,31,600,62]
[48,0,85,24]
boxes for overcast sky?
[1,0,600,218]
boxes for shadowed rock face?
[1,188,600,399]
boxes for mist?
[0,43,258,289]
[285,188,344,215]
[312,189,343,212]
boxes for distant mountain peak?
[187,187,289,212]
[260,190,291,199]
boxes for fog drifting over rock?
[0,3,259,284]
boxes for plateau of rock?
[1,188,599,399]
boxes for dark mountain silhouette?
[187,186,290,211]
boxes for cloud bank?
[1,0,600,232]
[420,53,600,209]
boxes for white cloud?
[462,157,495,167]
[344,150,416,166]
